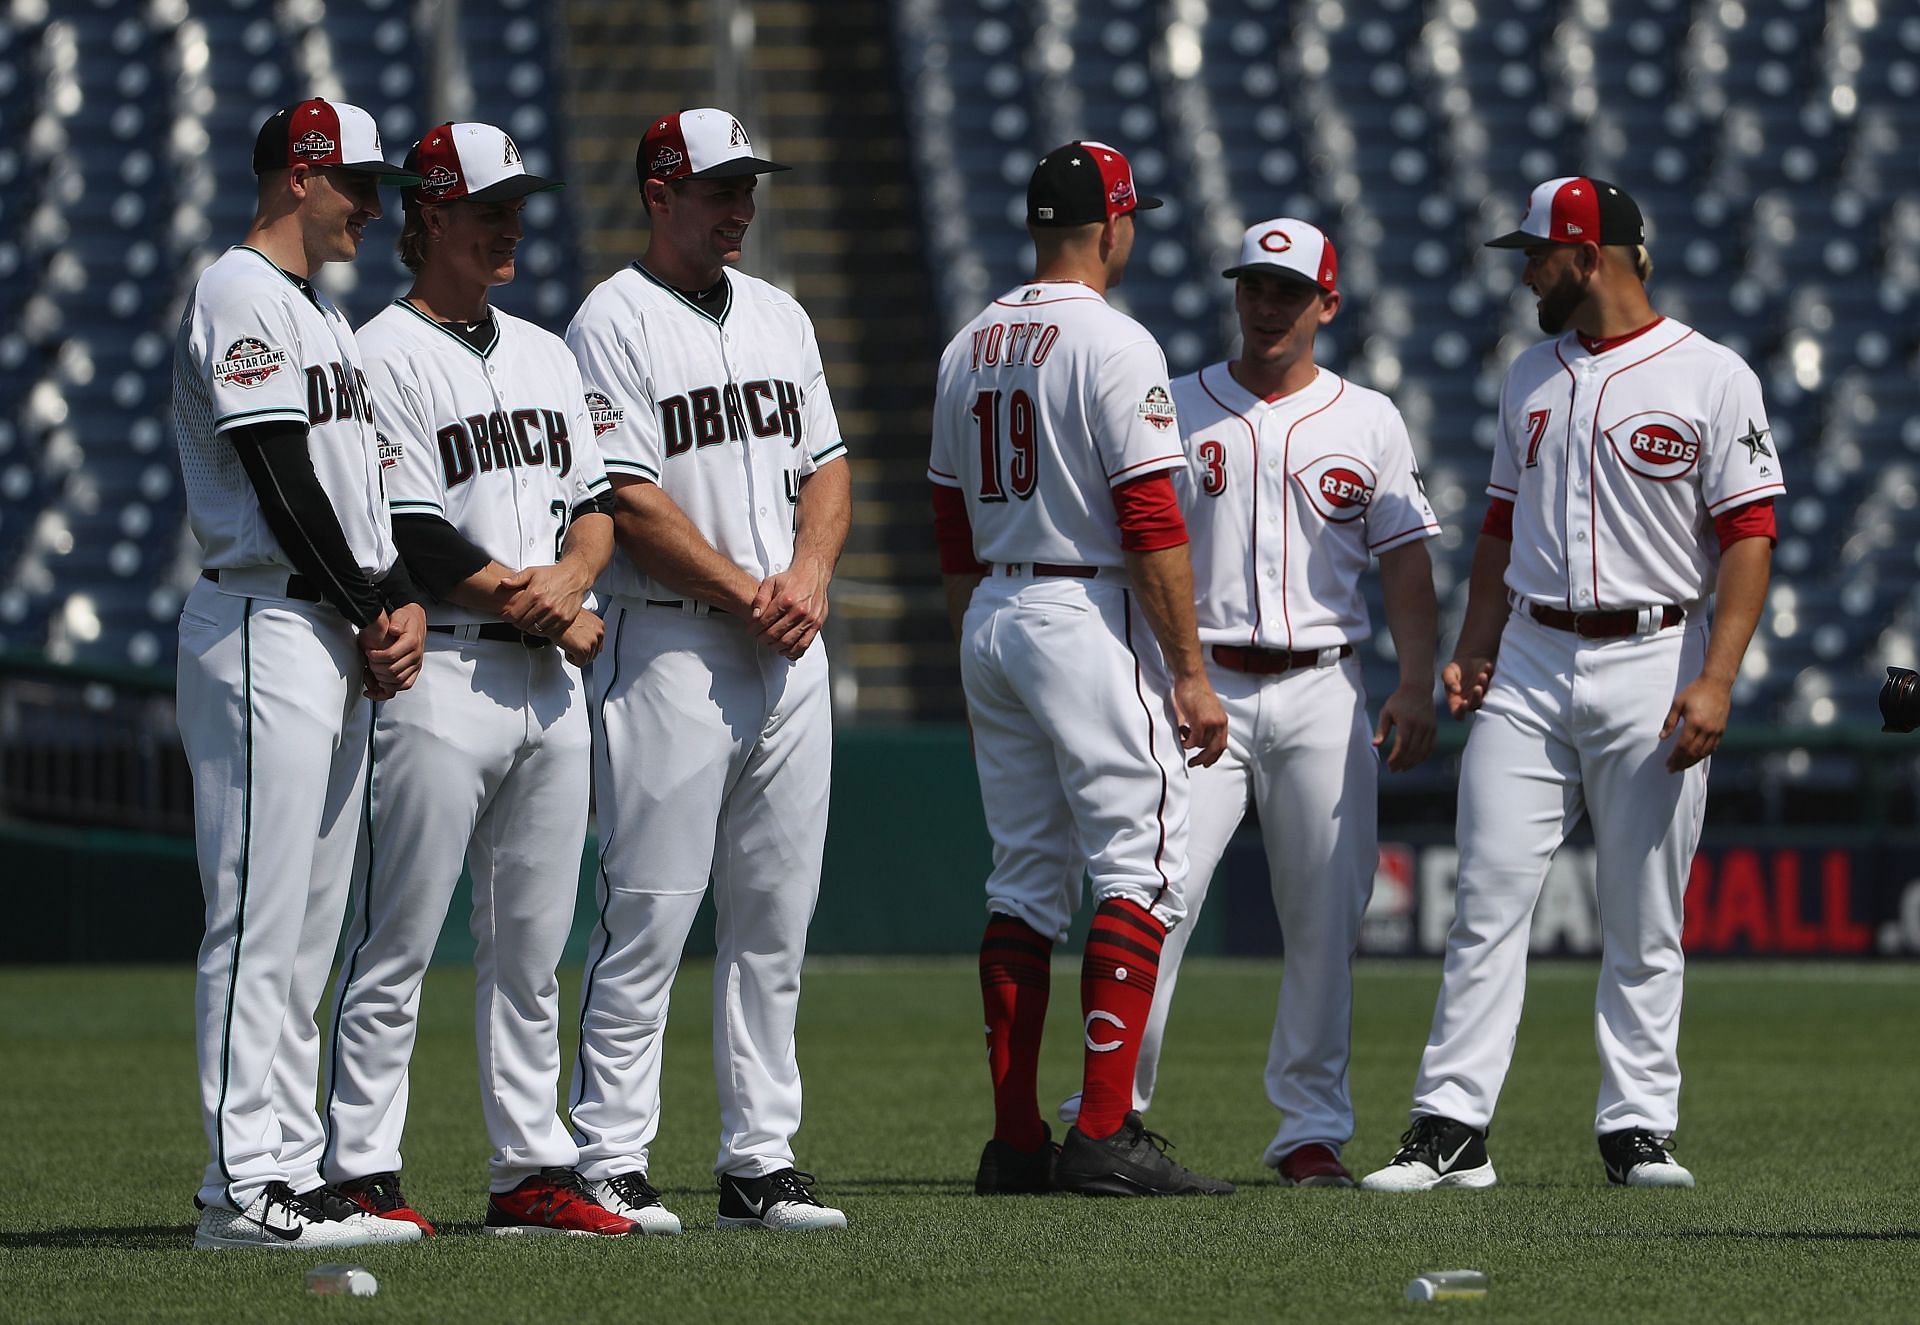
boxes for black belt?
[201,568,320,602]
[1000,563,1097,578]
[428,623,552,648]
[1528,603,1684,639]
[644,598,729,615]
[1211,643,1354,675]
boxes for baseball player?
[317,122,636,1238]
[175,98,429,1250]
[1361,178,1781,1192]
[932,141,1234,1199]
[1061,218,1442,1187]
[564,108,851,1232]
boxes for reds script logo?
[1259,228,1292,253]
[1296,453,1376,524]
[1606,411,1701,481]
[292,129,335,160]
[585,391,623,438]
[214,338,289,389]
[1108,177,1136,209]
[1137,384,1176,431]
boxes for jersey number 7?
[971,388,1038,502]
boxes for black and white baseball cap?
[1485,176,1645,248]
[1026,141,1162,227]
[403,122,564,207]
[252,98,421,182]
[638,108,790,185]
[1221,217,1338,291]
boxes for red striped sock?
[1077,898,1166,1140]
[979,912,1052,1151]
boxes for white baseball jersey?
[1173,363,1439,650]
[564,264,847,600]
[173,245,396,576]
[1491,317,1784,610]
[928,281,1185,568]
[358,300,611,626]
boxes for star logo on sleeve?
[1736,419,1773,461]
[1410,465,1428,495]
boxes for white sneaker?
[1359,1116,1498,1192]
[193,1181,389,1250]
[298,1185,424,1243]
[1600,1130,1697,1189]
[716,1169,848,1231]
[590,1171,685,1234]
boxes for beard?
[1535,266,1589,334]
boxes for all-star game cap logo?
[638,108,791,186]
[585,390,624,437]
[252,99,421,182]
[421,163,460,195]
[214,337,290,389]
[293,128,335,159]
[403,122,564,206]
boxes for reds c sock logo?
[1084,1010,1126,1053]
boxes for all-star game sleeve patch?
[214,338,290,388]
[1138,384,1177,431]
[377,430,403,469]
[585,390,624,438]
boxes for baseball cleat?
[1600,1128,1696,1189]
[193,1180,393,1251]
[333,1171,436,1236]
[1053,1112,1235,1197]
[1273,1143,1355,1188]
[590,1170,685,1234]
[1359,1115,1496,1192]
[716,1168,848,1231]
[296,1184,424,1243]
[975,1124,1060,1195]
[485,1168,637,1237]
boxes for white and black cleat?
[1360,1115,1497,1192]
[716,1168,847,1231]
[193,1180,394,1251]
[590,1170,686,1234]
[1600,1128,1696,1189]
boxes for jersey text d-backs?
[358,301,612,628]
[928,281,1184,568]
[1174,364,1439,651]
[173,245,395,575]
[1492,317,1784,610]
[565,263,847,602]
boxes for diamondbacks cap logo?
[729,118,748,147]
[503,134,521,166]
[214,337,289,389]
[1137,384,1176,431]
[421,164,459,194]
[585,390,623,437]
[1260,228,1293,253]
[1297,453,1376,523]
[1607,411,1701,481]
[651,145,684,175]
[293,129,335,159]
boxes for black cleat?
[1053,1112,1235,1197]
[1359,1114,1496,1192]
[975,1124,1059,1195]
[1600,1128,1696,1188]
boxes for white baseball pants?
[570,599,832,1181]
[178,579,370,1209]
[960,571,1192,940]
[322,635,588,1192]
[1411,610,1710,1135]
[1131,654,1376,1162]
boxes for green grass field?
[3,959,1917,1322]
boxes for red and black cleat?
[334,1171,436,1237]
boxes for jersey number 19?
[971,388,1037,503]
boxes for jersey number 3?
[971,389,1037,502]
[1197,439,1227,496]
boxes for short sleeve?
[795,312,847,475]
[927,345,964,490]
[1093,336,1185,487]
[202,288,309,433]
[1701,364,1785,515]
[1488,375,1522,500]
[363,351,444,517]
[566,303,663,484]
[1366,405,1442,554]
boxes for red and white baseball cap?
[638,108,790,185]
[403,122,563,206]
[1027,141,1162,227]
[1486,176,1645,248]
[252,98,420,181]
[1222,217,1338,291]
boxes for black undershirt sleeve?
[572,492,616,522]
[390,512,493,600]
[375,555,428,613]
[228,420,384,628]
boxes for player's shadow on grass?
[1669,1230,1920,1242]
[0,1226,192,1251]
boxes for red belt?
[1211,643,1353,675]
[1000,563,1097,578]
[1528,603,1683,638]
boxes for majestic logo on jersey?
[292,130,336,160]
[436,407,575,487]
[651,145,684,176]
[305,362,373,426]
[1606,411,1701,481]
[1296,454,1375,523]
[214,338,289,389]
[1259,228,1292,253]
[421,164,460,195]
[377,430,402,470]
[585,391,623,438]
[1137,384,1176,431]
[659,379,804,457]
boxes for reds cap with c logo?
[1222,217,1338,292]
[403,122,564,207]
[252,98,421,182]
[1486,176,1645,248]
[638,108,790,186]
[1026,141,1162,227]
